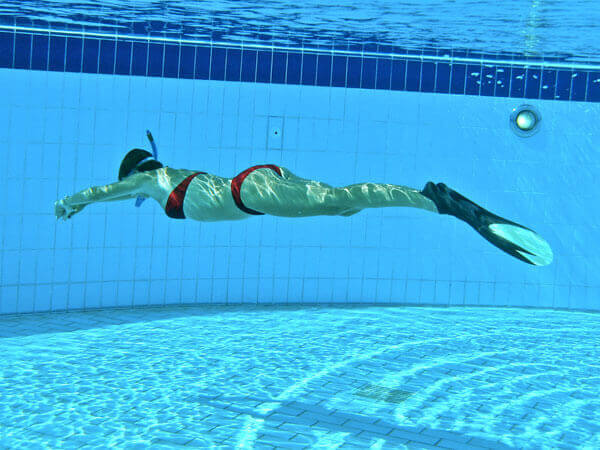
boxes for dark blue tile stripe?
[0,32,14,68]
[210,47,225,80]
[115,40,131,75]
[286,52,300,84]
[225,48,241,81]
[66,36,82,72]
[14,33,32,69]
[0,31,597,102]
[316,54,331,86]
[31,34,49,70]
[48,35,65,71]
[241,49,256,82]
[179,45,195,79]
[82,38,99,73]
[436,62,450,93]
[272,52,286,84]
[301,53,316,85]
[99,40,115,74]
[147,42,164,77]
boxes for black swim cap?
[118,148,163,180]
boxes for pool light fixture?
[510,104,541,137]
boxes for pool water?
[1,305,598,448]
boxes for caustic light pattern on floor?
[0,305,598,448]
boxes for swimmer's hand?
[54,197,85,220]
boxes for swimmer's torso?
[143,167,250,222]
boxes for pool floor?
[0,305,598,449]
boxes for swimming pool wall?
[1,29,599,314]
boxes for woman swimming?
[54,147,553,266]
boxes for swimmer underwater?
[54,131,553,266]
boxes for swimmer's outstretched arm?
[54,173,147,220]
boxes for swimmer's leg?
[281,167,439,213]
[242,167,438,217]
[246,166,552,266]
[338,182,438,213]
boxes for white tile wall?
[1,68,599,314]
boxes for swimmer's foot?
[421,182,553,266]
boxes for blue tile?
[588,72,600,102]
[272,51,286,83]
[210,47,226,80]
[465,64,481,95]
[286,52,301,84]
[450,64,466,94]
[195,46,210,79]
[376,58,391,90]
[66,36,82,72]
[301,53,317,85]
[435,62,450,93]
[14,33,31,69]
[540,69,557,100]
[147,43,164,77]
[0,32,14,68]
[361,57,376,89]
[163,44,179,78]
[570,71,587,101]
[421,61,435,92]
[179,45,195,79]
[510,67,526,97]
[99,39,115,74]
[332,55,346,87]
[48,35,65,71]
[525,68,541,98]
[316,54,332,86]
[346,56,361,88]
[31,34,49,70]
[131,41,147,76]
[225,48,241,81]
[82,38,99,73]
[391,59,406,90]
[495,66,511,97]
[555,70,572,101]
[256,50,272,83]
[115,40,132,75]
[405,60,421,91]
[241,49,257,82]
[480,65,495,96]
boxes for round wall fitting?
[510,105,541,137]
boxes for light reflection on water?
[1,0,599,63]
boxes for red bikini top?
[165,172,206,219]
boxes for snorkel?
[135,130,159,207]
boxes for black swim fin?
[421,182,553,266]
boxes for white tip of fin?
[489,224,554,266]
